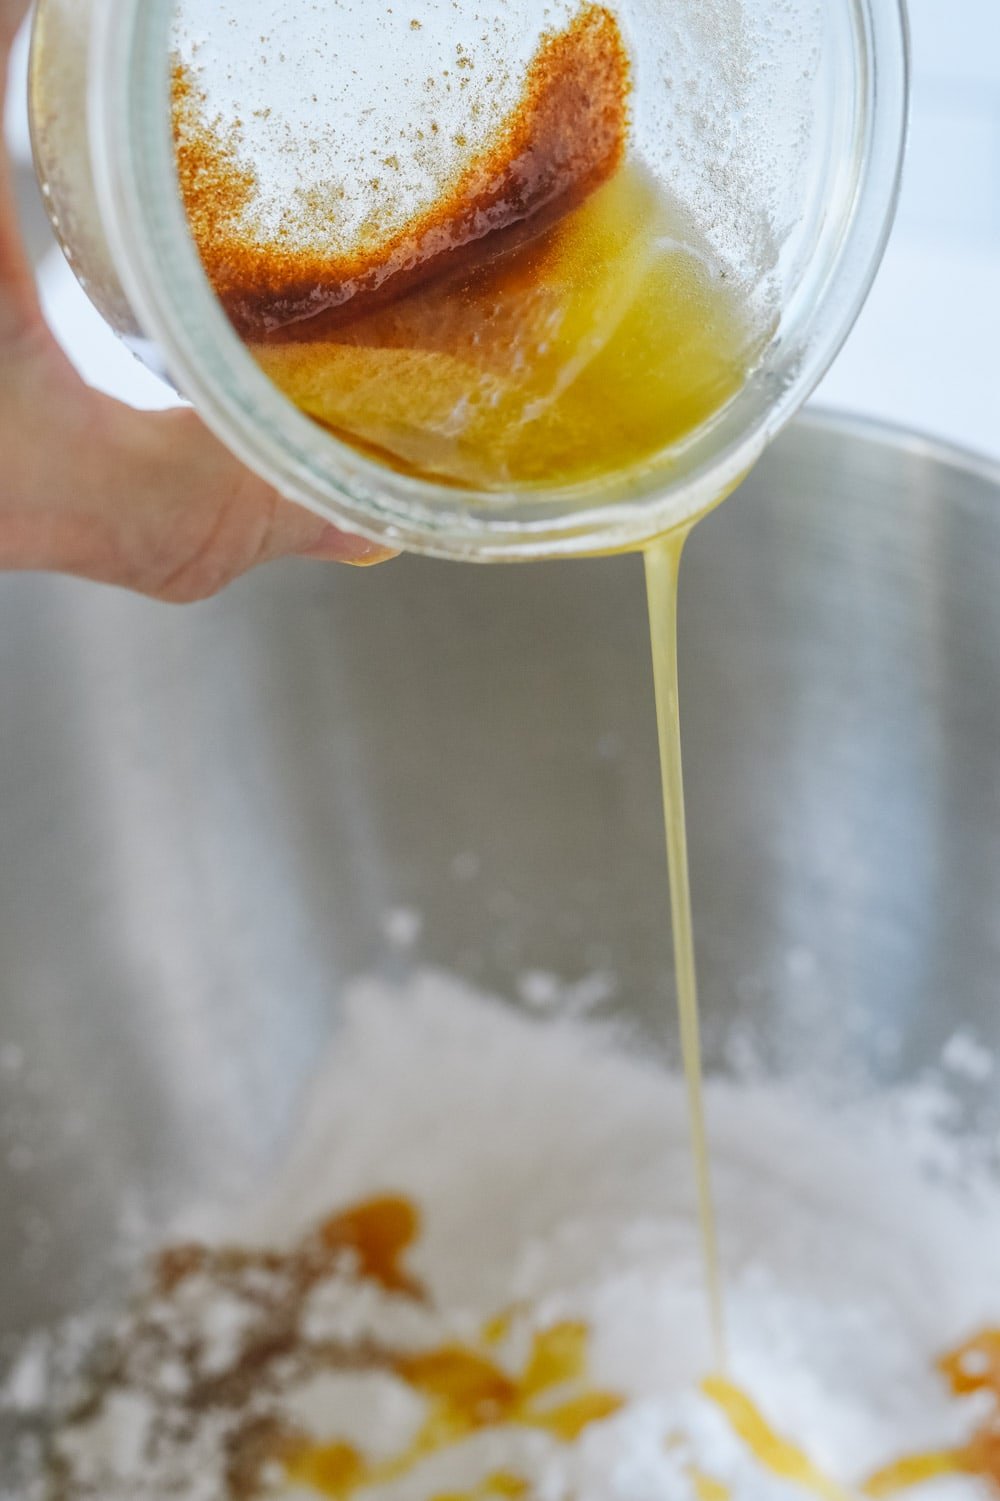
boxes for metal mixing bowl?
[2,412,1000,1415]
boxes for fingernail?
[302,526,400,566]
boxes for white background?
[815,0,1000,459]
[6,1,1000,455]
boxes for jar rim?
[89,0,910,561]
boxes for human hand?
[0,0,395,601]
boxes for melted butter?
[205,1194,1000,1499]
[252,162,756,492]
[940,1327,1000,1398]
[518,1318,588,1396]
[396,1346,517,1436]
[862,1330,1000,1496]
[431,1474,529,1501]
[288,1443,365,1498]
[864,1452,973,1498]
[646,532,727,1365]
[65,1176,1000,1498]
[285,1320,624,1496]
[702,1377,856,1501]
[690,1469,732,1501]
[481,1306,523,1346]
[314,1194,422,1295]
[940,1330,1000,1489]
[703,1374,969,1501]
[701,1331,1000,1500]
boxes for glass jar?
[29,0,909,560]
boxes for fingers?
[0,4,398,600]
[1,327,397,598]
[0,2,43,344]
[0,1,31,50]
[67,402,399,602]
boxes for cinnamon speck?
[172,4,632,339]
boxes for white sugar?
[13,970,1000,1497]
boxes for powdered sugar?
[1,1333,49,1415]
[6,970,1000,1498]
[943,1031,996,1085]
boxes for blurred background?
[4,0,1000,457]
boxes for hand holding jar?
[0,0,392,601]
[11,0,905,573]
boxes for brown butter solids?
[172,4,632,339]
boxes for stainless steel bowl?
[3,411,1000,1401]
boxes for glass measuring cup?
[29,0,908,560]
